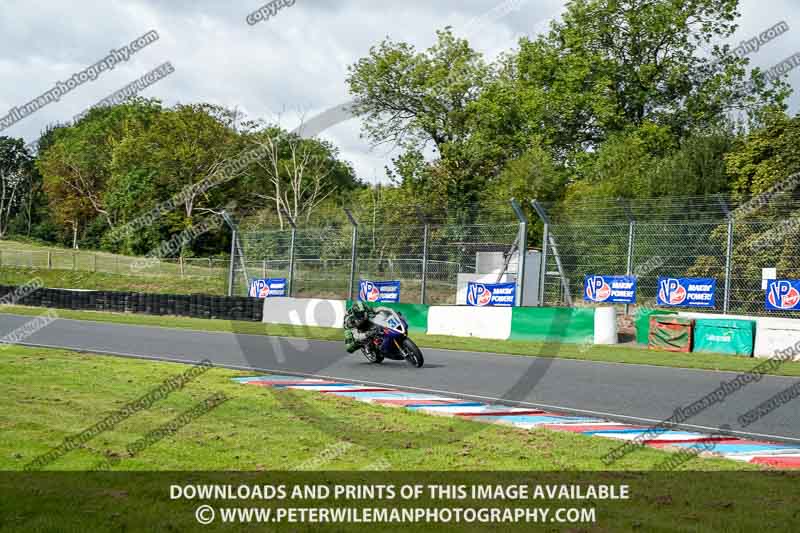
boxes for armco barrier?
[427,306,513,339]
[346,301,429,334]
[509,307,597,344]
[0,285,263,322]
[262,297,347,328]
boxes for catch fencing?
[228,202,526,305]
[536,194,800,318]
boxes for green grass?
[0,267,226,295]
[2,303,800,377]
[3,343,800,532]
[0,343,754,472]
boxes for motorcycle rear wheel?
[400,338,424,368]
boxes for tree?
[347,28,494,211]
[726,110,800,197]
[250,124,354,229]
[111,103,241,225]
[0,137,34,238]
[477,0,785,161]
[38,100,163,247]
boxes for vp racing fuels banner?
[359,280,401,303]
[584,275,636,304]
[766,279,800,311]
[657,277,716,308]
[466,282,516,307]
[249,278,288,298]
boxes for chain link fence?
[537,194,800,318]
[229,204,524,305]
[0,248,228,279]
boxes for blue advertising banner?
[657,277,716,308]
[465,282,516,307]
[766,280,800,311]
[359,280,401,303]
[249,278,287,299]
[584,275,637,304]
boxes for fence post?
[72,252,76,271]
[93,253,97,272]
[510,199,528,307]
[619,199,636,316]
[227,229,237,297]
[179,256,185,278]
[416,207,430,305]
[279,208,298,298]
[531,200,549,307]
[47,251,52,269]
[344,208,358,301]
[288,226,297,298]
[724,215,734,314]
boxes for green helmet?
[351,300,369,319]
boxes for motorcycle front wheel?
[400,338,424,368]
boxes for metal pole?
[619,198,635,316]
[724,216,734,314]
[344,208,358,301]
[280,208,298,298]
[416,207,429,305]
[717,195,734,315]
[288,226,297,297]
[531,200,549,307]
[421,224,429,304]
[510,199,528,307]
[227,229,236,297]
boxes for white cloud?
[0,0,797,182]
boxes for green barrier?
[693,318,755,356]
[635,308,677,345]
[346,300,429,333]
[509,307,595,344]
[649,316,694,352]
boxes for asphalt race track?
[2,312,798,444]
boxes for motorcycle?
[360,307,424,368]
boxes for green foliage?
[34,99,358,256]
[726,110,800,196]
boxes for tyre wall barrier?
[678,312,800,358]
[753,318,800,360]
[0,285,263,322]
[284,301,603,344]
[427,305,513,339]
[593,307,618,345]
[345,301,429,334]
[262,297,347,328]
[509,307,599,344]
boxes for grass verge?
[2,304,800,377]
[0,267,225,295]
[0,343,754,471]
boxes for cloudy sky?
[1,0,798,184]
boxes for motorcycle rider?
[343,301,379,353]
